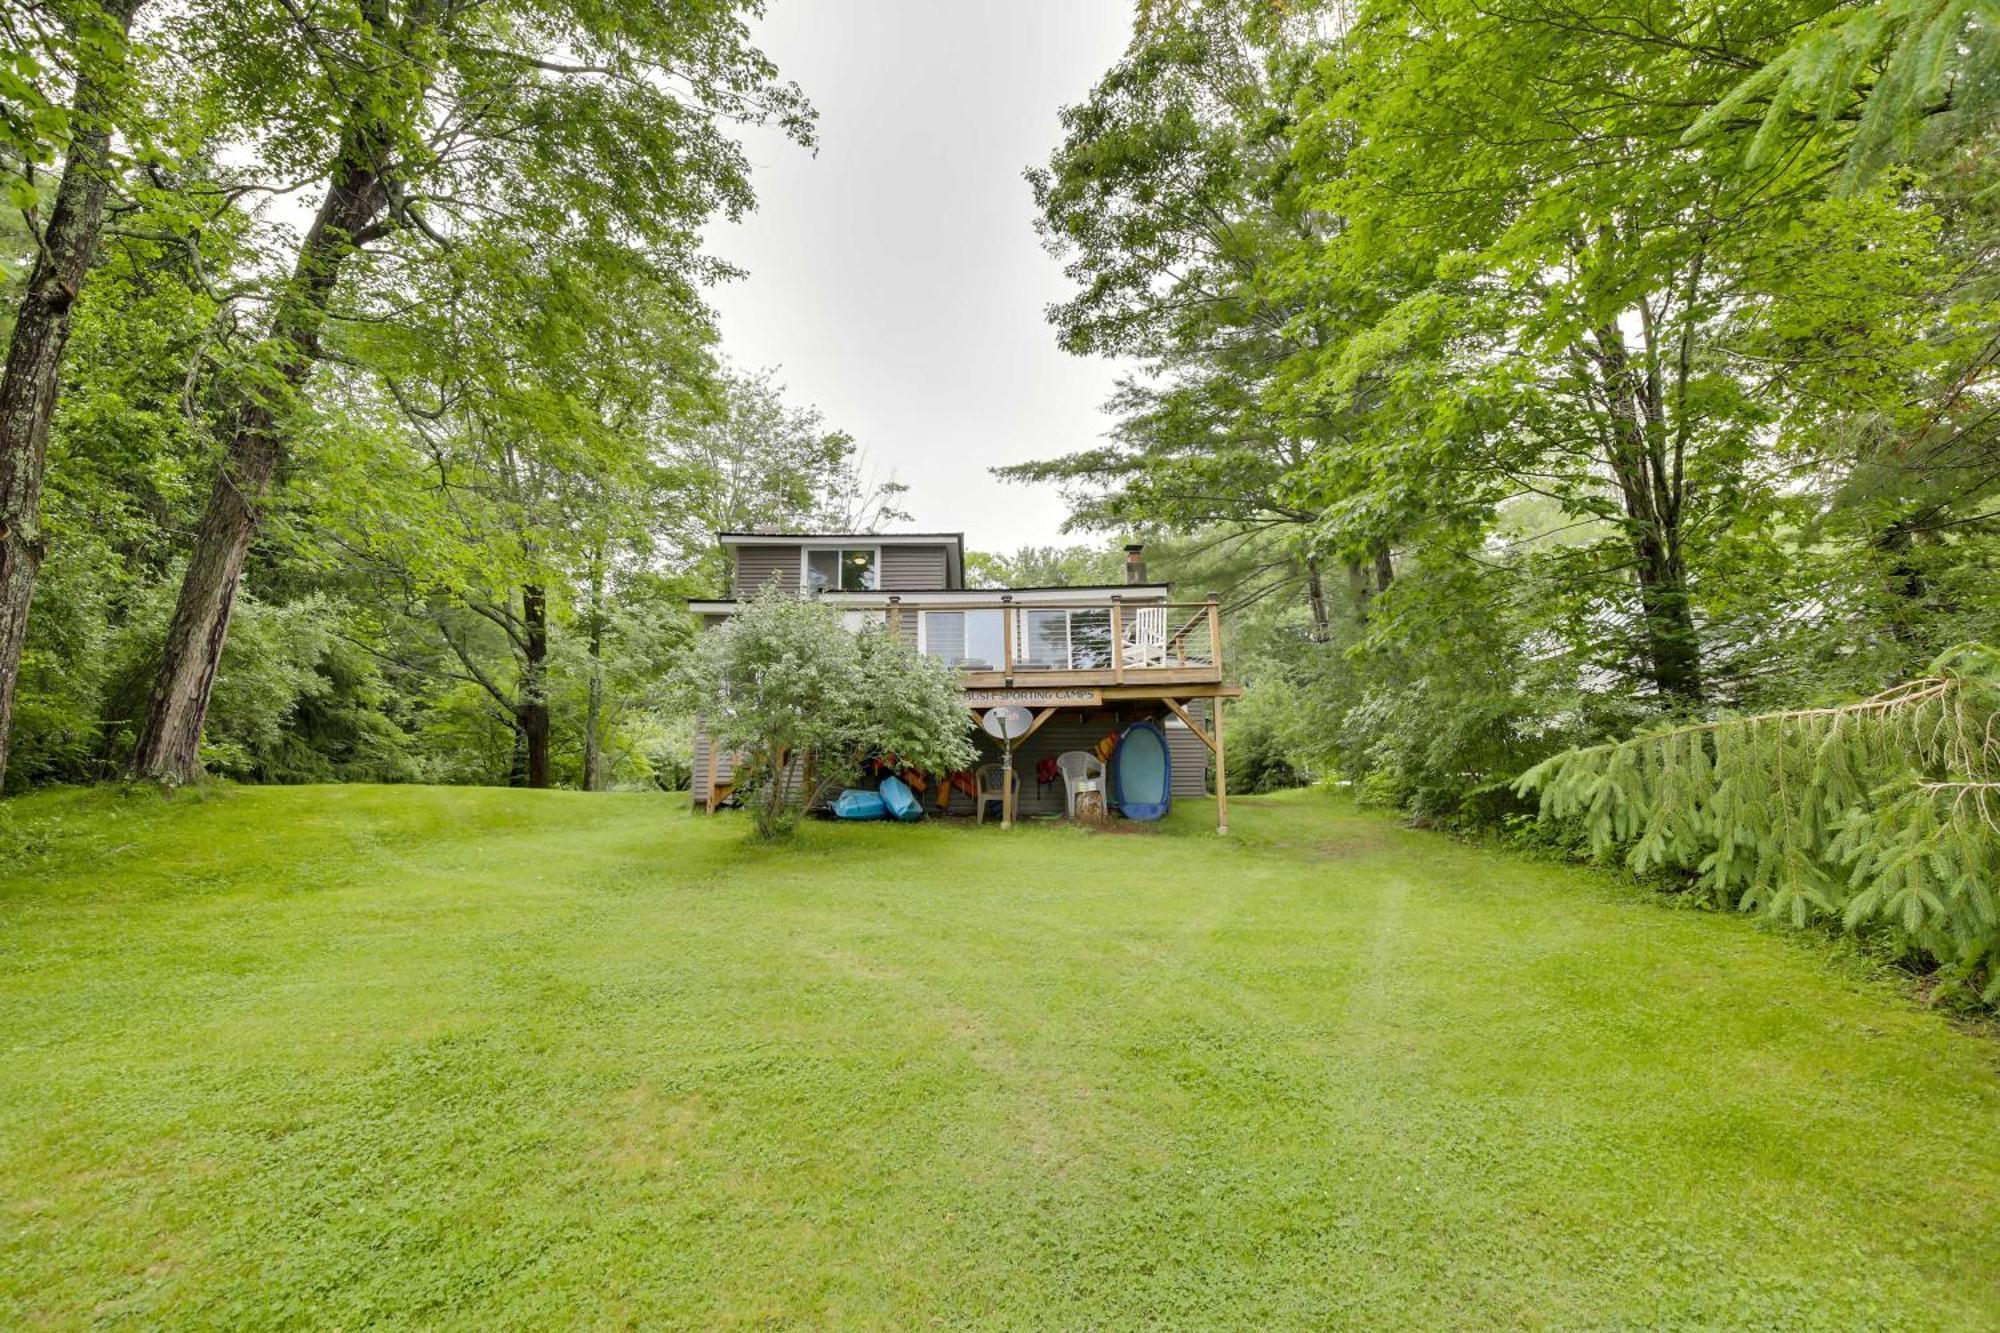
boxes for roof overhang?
[716,531,965,545]
[689,583,1175,615]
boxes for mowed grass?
[2,786,1997,1329]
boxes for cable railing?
[877,597,1224,683]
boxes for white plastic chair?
[974,764,1018,825]
[1055,750,1106,818]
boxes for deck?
[882,595,1230,696]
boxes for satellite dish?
[981,705,1034,741]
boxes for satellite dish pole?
[980,705,1034,829]
[1002,729,1015,829]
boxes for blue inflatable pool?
[1112,720,1171,821]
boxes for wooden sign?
[965,687,1101,707]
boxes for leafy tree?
[679,584,975,840]
[661,365,907,589]
[125,0,809,784]
[1025,0,1997,844]
[1007,0,1369,639]
[0,0,151,787]
[964,543,1125,588]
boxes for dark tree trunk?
[1371,541,1395,597]
[0,0,145,788]
[582,558,604,790]
[1871,516,1932,654]
[1590,322,1702,704]
[508,720,529,787]
[1303,555,1330,641]
[128,135,390,782]
[1630,534,1701,702]
[515,584,549,788]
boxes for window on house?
[1017,607,1113,670]
[1070,608,1112,668]
[1019,610,1068,669]
[921,610,1004,669]
[805,547,877,593]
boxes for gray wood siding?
[730,543,949,596]
[880,544,948,590]
[954,713,1209,817]
[696,709,1208,814]
[1168,720,1210,798]
[731,544,800,596]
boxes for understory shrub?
[679,584,977,839]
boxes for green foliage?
[1520,645,2000,1002]
[1688,0,2000,191]
[1215,679,1307,794]
[679,584,976,839]
[964,543,1126,589]
[1025,0,2000,872]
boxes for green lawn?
[2,786,1996,1329]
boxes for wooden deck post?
[1000,596,1014,677]
[1206,593,1222,674]
[1110,597,1125,684]
[1214,695,1229,835]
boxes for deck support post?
[1110,597,1125,684]
[1214,695,1228,836]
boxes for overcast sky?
[702,1,1136,552]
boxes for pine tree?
[1519,645,2000,1002]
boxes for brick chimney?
[1124,543,1147,584]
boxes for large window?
[805,547,878,593]
[920,610,1005,669]
[1017,608,1112,670]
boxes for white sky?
[702,0,1136,551]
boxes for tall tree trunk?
[0,0,144,788]
[1303,555,1330,641]
[1590,323,1702,704]
[127,135,389,782]
[515,583,549,788]
[507,720,529,787]
[1371,541,1395,597]
[1630,535,1701,701]
[1871,514,1931,655]
[582,557,604,791]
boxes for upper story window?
[805,547,878,593]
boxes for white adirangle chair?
[1055,750,1106,818]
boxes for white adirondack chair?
[1122,606,1167,669]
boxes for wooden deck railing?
[874,596,1225,687]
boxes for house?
[687,530,1241,832]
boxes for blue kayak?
[878,775,923,822]
[832,789,888,821]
